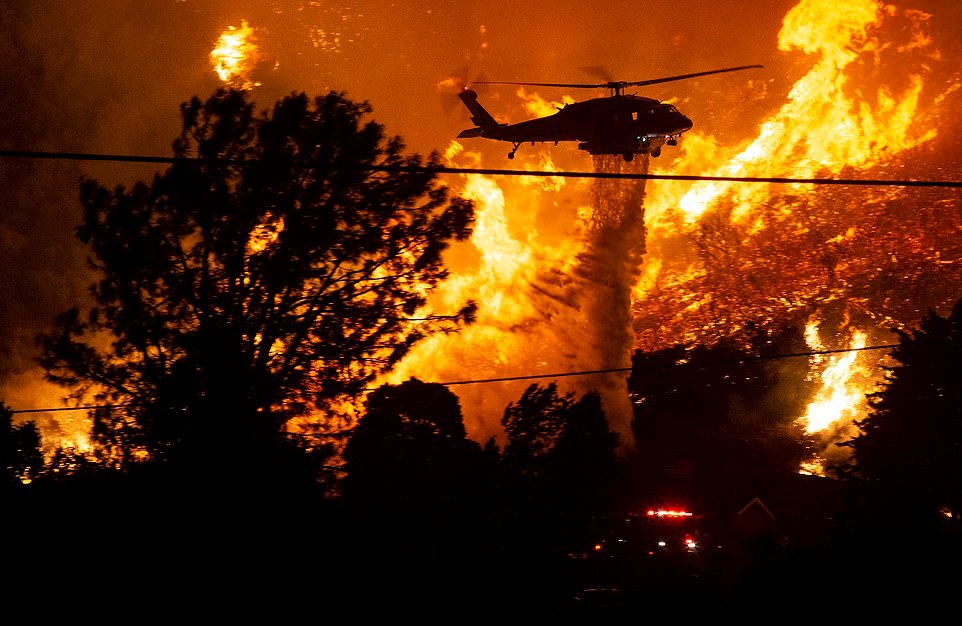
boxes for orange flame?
[384,144,587,442]
[30,1,960,467]
[801,319,871,434]
[210,20,261,90]
[628,0,953,466]
[646,0,938,230]
[518,87,575,119]
[386,138,649,448]
[393,0,959,462]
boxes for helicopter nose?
[678,114,693,132]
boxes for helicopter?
[456,65,762,162]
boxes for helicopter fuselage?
[457,89,693,161]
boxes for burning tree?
[37,88,475,486]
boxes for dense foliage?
[37,88,475,482]
[341,378,488,509]
[502,382,620,513]
[628,323,817,499]
[0,401,42,486]
[842,300,962,526]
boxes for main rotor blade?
[471,80,602,89]
[625,65,763,88]
[472,65,763,91]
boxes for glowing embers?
[210,20,261,90]
[628,0,950,476]
[638,0,945,343]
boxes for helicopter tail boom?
[457,89,500,134]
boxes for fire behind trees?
[0,401,42,487]
[1,85,960,614]
[840,299,962,532]
[34,88,476,489]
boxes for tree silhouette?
[338,378,501,607]
[501,383,619,513]
[840,299,962,528]
[486,383,621,604]
[628,323,817,505]
[0,401,43,487]
[37,89,475,486]
[341,378,489,511]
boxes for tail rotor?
[438,64,488,118]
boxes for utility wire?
[0,149,923,411]
[7,342,899,414]
[429,343,899,387]
[2,149,961,188]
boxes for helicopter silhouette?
[456,65,762,162]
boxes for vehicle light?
[647,509,692,518]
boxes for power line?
[2,149,961,188]
[432,343,899,386]
[0,149,922,411]
[435,168,962,188]
[7,342,898,414]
